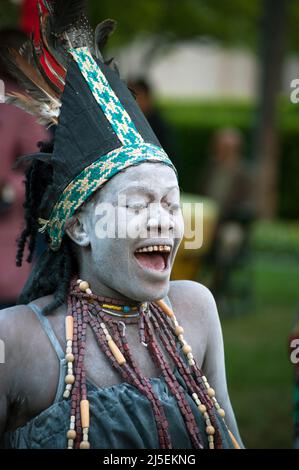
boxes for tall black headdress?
[1,0,176,250]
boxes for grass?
[221,254,299,448]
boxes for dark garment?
[4,301,234,449]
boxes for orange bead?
[156,299,174,318]
[65,316,74,341]
[108,339,126,366]
[80,400,90,428]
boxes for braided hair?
[17,141,77,313]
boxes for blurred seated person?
[128,77,180,172]
[200,128,255,296]
[0,28,49,308]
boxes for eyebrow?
[120,185,179,194]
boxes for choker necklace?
[62,277,240,450]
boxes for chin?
[124,280,170,303]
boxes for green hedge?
[158,100,299,219]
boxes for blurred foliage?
[89,0,261,50]
[0,0,298,54]
[158,99,299,219]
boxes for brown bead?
[79,441,90,449]
[67,429,76,440]
[65,374,75,385]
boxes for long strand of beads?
[91,312,172,449]
[142,307,204,449]
[79,301,90,449]
[112,319,172,449]
[155,299,221,449]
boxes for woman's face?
[71,162,184,302]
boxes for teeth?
[135,244,171,253]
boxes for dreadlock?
[17,141,77,313]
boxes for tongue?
[135,252,165,271]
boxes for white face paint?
[67,162,184,302]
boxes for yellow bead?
[182,344,192,355]
[218,408,226,418]
[65,374,75,385]
[79,281,89,292]
[206,425,215,435]
[175,325,184,336]
[67,430,76,440]
[79,441,90,449]
[66,353,75,362]
[199,404,207,413]
[207,387,215,398]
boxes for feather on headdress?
[1,0,175,251]
[0,0,116,126]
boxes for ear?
[65,215,90,247]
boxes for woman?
[0,0,242,449]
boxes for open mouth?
[134,244,171,272]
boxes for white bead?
[67,340,72,347]
[86,288,92,295]
[68,439,74,447]
[66,384,72,391]
[192,392,198,399]
[189,359,195,366]
[63,390,70,398]
[187,352,193,359]
[71,416,76,423]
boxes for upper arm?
[0,309,12,439]
[199,285,244,447]
[0,305,31,442]
[169,280,244,448]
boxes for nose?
[146,203,174,236]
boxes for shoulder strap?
[29,303,66,403]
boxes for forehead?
[97,162,178,200]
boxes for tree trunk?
[254,0,288,218]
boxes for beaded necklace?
[62,279,240,449]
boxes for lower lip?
[133,253,171,277]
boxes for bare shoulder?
[167,280,221,364]
[168,279,218,326]
[0,304,37,348]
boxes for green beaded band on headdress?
[41,143,176,250]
